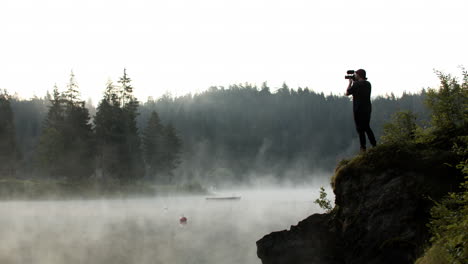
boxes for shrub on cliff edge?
[416,159,468,264]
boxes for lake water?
[0,188,325,264]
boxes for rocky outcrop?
[257,145,460,264]
[257,214,341,264]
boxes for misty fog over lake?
[0,188,328,264]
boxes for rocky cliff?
[257,144,461,264]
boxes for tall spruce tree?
[95,80,125,180]
[37,85,66,178]
[95,70,144,184]
[161,123,182,182]
[62,72,95,180]
[142,111,165,181]
[0,90,18,177]
[37,73,95,180]
[63,71,80,103]
[119,69,144,182]
[142,112,182,183]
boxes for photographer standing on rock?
[345,69,377,152]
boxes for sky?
[1,0,466,104]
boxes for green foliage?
[142,111,182,183]
[37,126,65,176]
[95,69,144,184]
[95,84,124,180]
[379,68,467,151]
[36,74,95,180]
[142,111,165,179]
[375,69,468,264]
[120,70,145,182]
[419,159,468,264]
[424,69,468,148]
[314,186,333,213]
[118,68,134,106]
[413,114,467,264]
[63,71,81,104]
[9,96,48,175]
[381,110,418,144]
[426,70,467,131]
[162,123,182,178]
[0,90,19,177]
[36,86,66,177]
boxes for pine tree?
[45,85,65,128]
[95,80,125,181]
[260,82,271,95]
[118,68,133,106]
[62,91,95,180]
[162,122,182,182]
[142,112,182,183]
[37,85,66,178]
[123,96,145,182]
[63,70,80,104]
[95,70,144,184]
[277,82,291,96]
[142,111,165,180]
[37,73,95,181]
[103,79,121,107]
[0,90,18,177]
[120,69,144,182]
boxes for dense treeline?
[138,83,428,184]
[3,70,182,190]
[0,90,19,177]
[2,71,430,186]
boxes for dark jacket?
[347,80,372,113]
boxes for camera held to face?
[345,70,355,80]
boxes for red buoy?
[179,216,187,225]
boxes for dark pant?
[354,110,377,149]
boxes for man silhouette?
[346,69,377,152]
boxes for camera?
[345,70,355,80]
